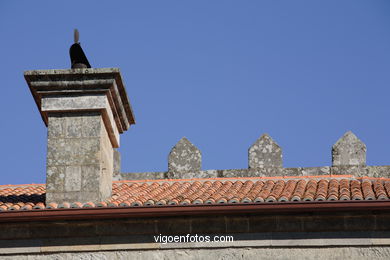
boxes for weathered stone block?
[156,217,192,234]
[42,94,107,112]
[366,166,390,178]
[374,213,390,231]
[45,106,114,203]
[249,215,278,232]
[249,134,282,169]
[301,167,331,176]
[46,166,66,192]
[81,113,105,137]
[0,224,32,240]
[344,214,376,231]
[166,170,218,179]
[226,217,249,233]
[29,223,70,239]
[65,116,82,138]
[332,131,366,166]
[47,137,100,166]
[47,116,66,138]
[284,167,302,176]
[81,165,101,192]
[276,216,303,232]
[64,166,82,192]
[113,149,121,175]
[168,137,201,173]
[118,171,166,181]
[301,214,345,232]
[220,169,251,178]
[42,95,120,147]
[253,167,284,176]
[191,216,226,234]
[331,166,367,177]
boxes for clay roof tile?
[1,175,389,211]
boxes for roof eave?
[1,200,390,223]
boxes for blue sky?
[1,1,390,184]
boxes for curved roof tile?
[0,176,390,211]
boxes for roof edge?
[1,200,390,223]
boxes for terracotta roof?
[0,175,390,211]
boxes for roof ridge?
[0,183,45,188]
[113,175,359,184]
[2,175,390,189]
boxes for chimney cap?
[24,68,136,133]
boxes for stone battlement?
[117,131,390,180]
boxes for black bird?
[69,29,91,69]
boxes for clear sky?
[1,1,390,185]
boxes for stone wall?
[1,210,390,256]
[4,247,390,260]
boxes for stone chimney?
[24,68,135,204]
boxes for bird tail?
[74,29,79,43]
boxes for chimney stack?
[25,68,135,204]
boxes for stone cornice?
[24,68,135,132]
[24,68,135,148]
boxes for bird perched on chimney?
[69,29,91,69]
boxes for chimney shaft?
[25,68,135,204]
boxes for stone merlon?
[248,134,282,169]
[332,131,366,167]
[168,137,201,173]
